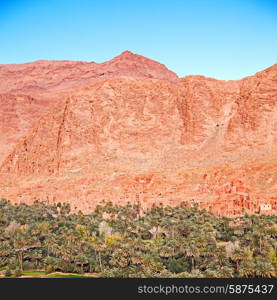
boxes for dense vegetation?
[0,199,276,278]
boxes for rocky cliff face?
[0,94,50,164]
[0,52,276,216]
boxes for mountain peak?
[113,50,144,61]
[120,50,135,56]
[105,50,178,82]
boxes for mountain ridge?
[0,52,276,217]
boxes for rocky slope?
[0,52,276,216]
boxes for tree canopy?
[0,199,276,278]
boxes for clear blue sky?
[0,0,276,79]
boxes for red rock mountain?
[0,51,276,216]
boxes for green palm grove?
[0,199,276,278]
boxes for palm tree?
[255,259,275,277]
[238,261,256,277]
[230,249,247,275]
[93,241,104,272]
[185,245,199,271]
[219,266,234,278]
[75,254,88,273]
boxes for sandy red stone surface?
[0,51,276,216]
